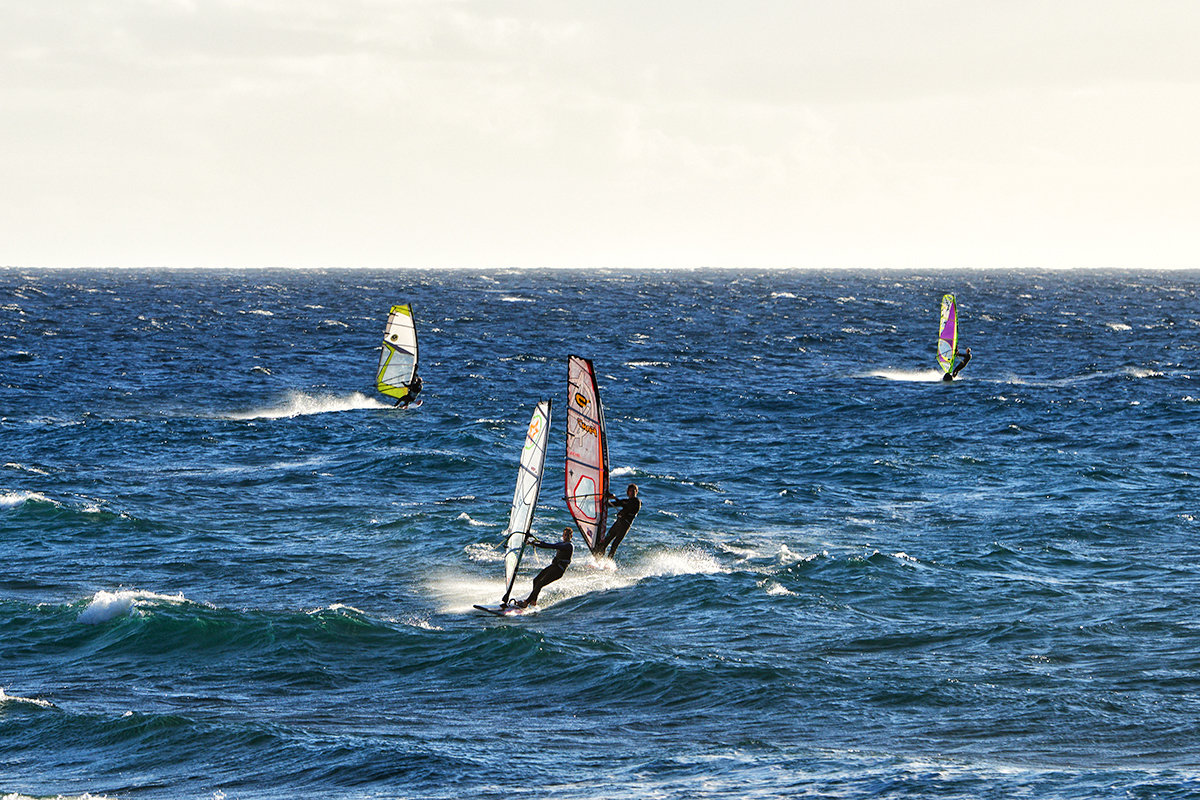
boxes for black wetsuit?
[398,375,423,406]
[603,496,641,557]
[524,539,572,606]
[950,350,971,378]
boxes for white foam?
[3,462,50,475]
[77,590,187,625]
[0,687,55,709]
[0,491,55,508]
[1106,322,1132,331]
[761,579,796,597]
[866,369,946,382]
[611,466,637,477]
[311,603,364,616]
[457,512,496,528]
[227,391,388,420]
[430,546,727,614]
[464,542,505,563]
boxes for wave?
[4,462,50,475]
[77,590,190,625]
[0,490,56,508]
[225,391,389,420]
[456,512,497,528]
[1006,367,1164,387]
[0,687,56,709]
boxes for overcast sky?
[3,1,1200,269]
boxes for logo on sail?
[574,392,589,408]
[524,414,544,450]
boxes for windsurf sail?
[376,304,418,401]
[937,294,957,375]
[565,355,609,556]
[500,400,552,606]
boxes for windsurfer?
[601,484,641,558]
[396,373,423,407]
[515,528,573,608]
[950,347,972,379]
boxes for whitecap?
[77,590,187,625]
[4,462,49,475]
[457,512,496,528]
[1105,322,1132,332]
[0,491,55,508]
[0,687,55,708]
[778,544,825,565]
[312,603,364,616]
[760,579,796,597]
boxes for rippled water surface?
[2,268,1199,799]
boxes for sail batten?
[502,400,552,605]
[376,304,418,400]
[565,355,609,555]
[937,294,957,374]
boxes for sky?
[3,0,1200,270]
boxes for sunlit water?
[2,268,1199,799]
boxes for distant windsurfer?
[943,347,972,381]
[601,484,641,558]
[514,528,573,608]
[396,373,423,407]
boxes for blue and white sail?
[500,400,553,606]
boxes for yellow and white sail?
[376,304,418,401]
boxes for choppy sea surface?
[2,268,1199,800]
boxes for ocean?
[2,268,1198,799]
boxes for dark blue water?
[2,269,1199,799]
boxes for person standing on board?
[515,528,573,608]
[602,484,641,558]
[950,347,972,380]
[397,373,423,407]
